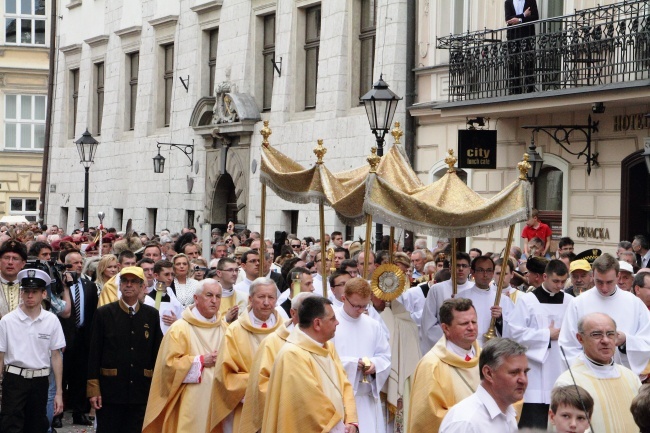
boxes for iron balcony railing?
[436,0,650,102]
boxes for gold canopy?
[260,126,531,236]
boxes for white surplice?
[333,306,391,433]
[504,288,572,403]
[559,287,650,375]
[455,285,514,347]
[396,283,429,329]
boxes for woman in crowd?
[95,254,118,294]
[171,253,198,306]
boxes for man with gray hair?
[239,292,316,433]
[554,312,640,433]
[440,338,528,432]
[559,253,650,374]
[211,277,281,433]
[142,277,226,432]
[411,249,427,279]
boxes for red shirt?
[521,222,552,247]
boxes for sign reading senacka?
[457,130,497,169]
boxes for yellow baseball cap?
[119,266,145,281]
[569,259,591,274]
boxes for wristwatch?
[519,18,523,23]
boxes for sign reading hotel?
[612,113,650,132]
[457,130,497,169]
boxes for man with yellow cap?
[565,259,593,297]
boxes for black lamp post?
[360,74,402,248]
[153,150,166,174]
[75,129,99,231]
[525,135,544,183]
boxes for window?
[262,14,275,111]
[5,94,45,150]
[70,68,79,138]
[146,208,157,236]
[10,198,38,221]
[186,210,195,229]
[128,52,139,130]
[95,62,104,135]
[5,0,45,45]
[208,29,218,96]
[113,208,123,231]
[451,0,469,34]
[304,5,321,110]
[163,44,174,127]
[359,0,376,99]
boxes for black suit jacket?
[269,271,285,293]
[505,0,539,40]
[60,276,98,352]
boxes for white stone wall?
[46,0,409,241]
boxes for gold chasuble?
[261,328,358,433]
[210,309,282,433]
[219,291,248,319]
[408,335,481,433]
[142,307,226,433]
[98,275,119,307]
[238,321,292,433]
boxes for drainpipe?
[403,0,416,250]
[39,0,58,224]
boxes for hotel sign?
[613,113,650,132]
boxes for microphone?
[559,346,595,433]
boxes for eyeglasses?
[473,268,494,274]
[584,331,617,340]
[346,299,369,310]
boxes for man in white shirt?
[233,250,260,295]
[420,252,475,354]
[440,338,528,433]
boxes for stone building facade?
[0,0,48,223]
[412,0,650,254]
[44,0,409,242]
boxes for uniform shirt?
[440,384,518,433]
[0,306,66,369]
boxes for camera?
[23,259,69,296]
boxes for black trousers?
[519,402,549,429]
[96,403,146,433]
[62,343,90,416]
[0,373,49,433]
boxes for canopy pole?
[363,214,373,280]
[259,184,267,278]
[319,201,327,297]
[389,227,395,264]
[451,238,457,296]
[484,224,516,342]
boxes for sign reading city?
[457,130,497,169]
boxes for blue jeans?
[47,361,56,432]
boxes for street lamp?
[75,129,99,231]
[525,135,544,183]
[153,150,166,174]
[360,74,402,248]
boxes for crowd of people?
[1,210,650,433]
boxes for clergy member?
[261,296,358,433]
[239,292,316,433]
[420,252,475,354]
[333,278,391,433]
[440,338,527,432]
[408,297,481,433]
[554,312,641,433]
[559,253,650,375]
[215,258,248,323]
[210,277,281,433]
[505,259,571,429]
[142,278,226,433]
[143,260,183,334]
[456,256,514,347]
[329,270,352,308]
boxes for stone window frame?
[350,0,377,106]
[261,13,275,112]
[5,0,46,46]
[252,2,276,114]
[191,2,221,100]
[162,43,174,127]
[93,61,104,136]
[60,43,81,140]
[115,25,142,133]
[84,35,109,137]
[4,93,46,151]
[303,4,321,110]
[127,51,139,131]
[148,15,178,129]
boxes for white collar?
[477,384,517,420]
[446,339,476,359]
[579,352,619,379]
[248,309,275,328]
[191,306,216,323]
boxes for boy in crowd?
[549,385,593,433]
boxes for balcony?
[436,1,650,103]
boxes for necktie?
[261,323,268,328]
[129,306,135,317]
[74,284,81,327]
[464,354,471,362]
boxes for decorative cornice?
[59,43,82,55]
[190,1,223,14]
[148,15,179,29]
[84,34,109,48]
[65,0,82,10]
[115,26,142,38]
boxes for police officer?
[0,268,66,433]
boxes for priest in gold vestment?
[238,292,316,433]
[408,297,481,433]
[142,279,226,433]
[262,296,358,433]
[210,278,281,433]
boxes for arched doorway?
[621,150,650,241]
[211,174,239,232]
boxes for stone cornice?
[190,1,223,14]
[59,43,82,56]
[84,35,110,48]
[115,26,142,38]
[148,15,179,30]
